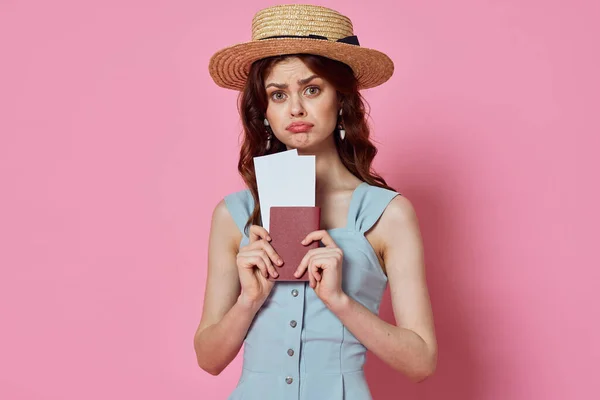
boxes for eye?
[270,91,287,102]
[304,86,320,96]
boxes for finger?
[258,249,279,278]
[308,259,316,288]
[248,236,283,268]
[310,255,329,282]
[247,241,283,268]
[249,225,271,244]
[248,255,269,278]
[312,265,321,282]
[258,240,284,268]
[295,248,318,278]
[302,229,338,248]
[250,249,278,278]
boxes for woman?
[194,4,437,399]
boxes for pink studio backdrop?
[1,0,598,399]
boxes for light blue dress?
[224,181,401,400]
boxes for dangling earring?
[264,118,273,150]
[337,109,346,140]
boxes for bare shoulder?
[211,198,243,251]
[212,197,234,221]
[379,194,422,248]
[367,194,421,273]
[381,194,419,228]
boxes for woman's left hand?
[294,230,346,309]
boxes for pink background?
[1,0,598,399]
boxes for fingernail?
[267,236,272,241]
[277,259,283,266]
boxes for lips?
[286,122,314,133]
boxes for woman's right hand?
[236,225,283,309]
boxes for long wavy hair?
[237,53,395,235]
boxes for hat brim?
[208,37,394,91]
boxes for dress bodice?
[223,182,401,400]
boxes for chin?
[285,133,331,149]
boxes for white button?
[291,289,299,297]
[285,376,293,384]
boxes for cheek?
[316,106,338,130]
[312,95,338,127]
[265,105,282,126]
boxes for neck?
[292,138,361,194]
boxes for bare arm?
[193,199,260,375]
[328,195,438,382]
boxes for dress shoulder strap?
[223,188,255,237]
[347,182,401,233]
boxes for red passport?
[268,206,321,281]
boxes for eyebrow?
[265,74,320,89]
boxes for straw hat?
[208,4,394,91]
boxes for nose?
[289,94,306,117]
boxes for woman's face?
[264,57,339,151]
